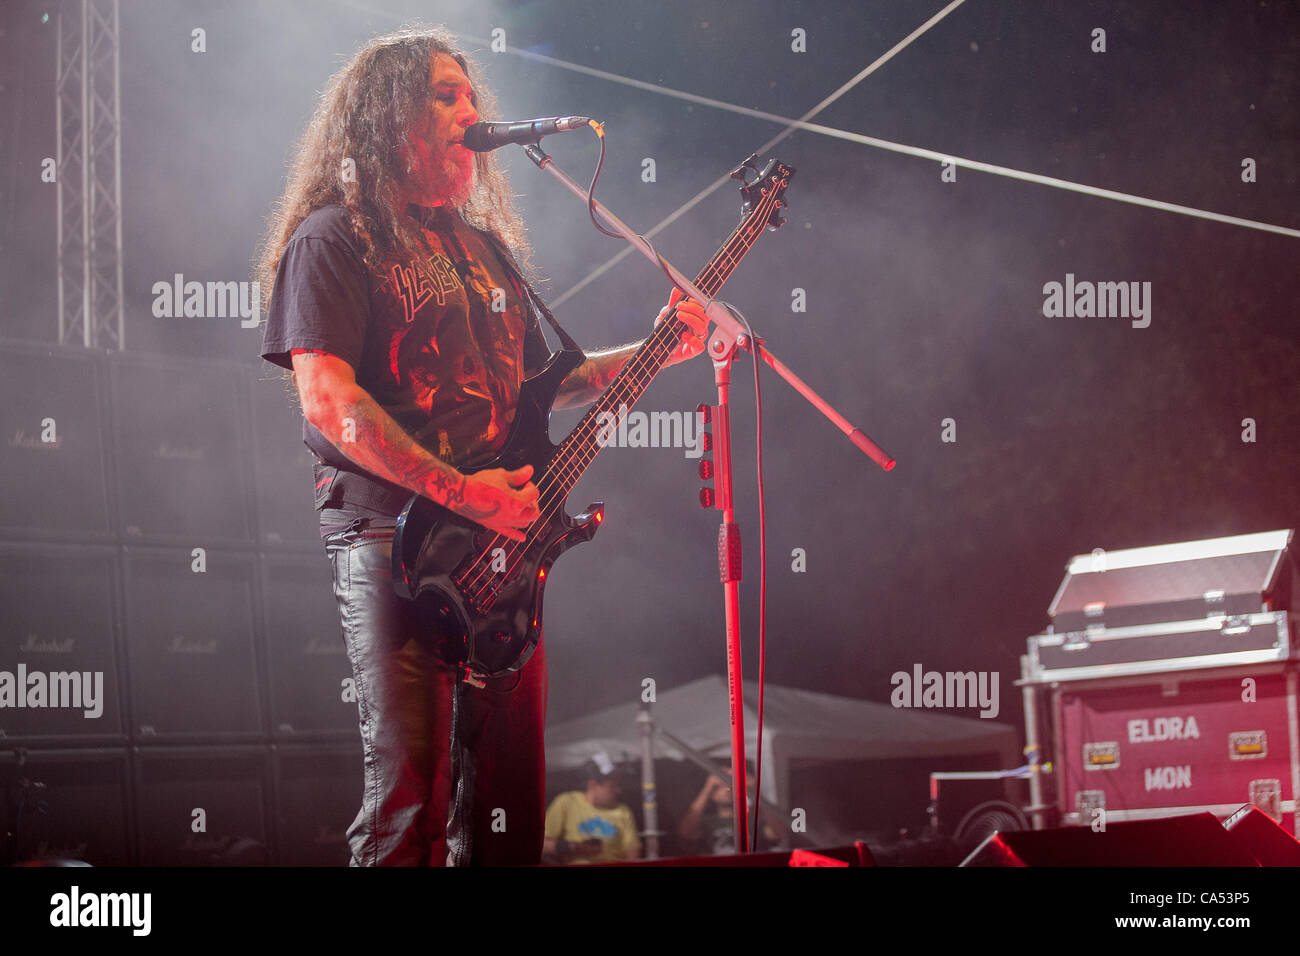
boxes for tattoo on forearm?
[425,466,468,509]
[327,392,499,518]
[555,344,640,410]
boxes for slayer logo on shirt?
[391,252,461,323]
[378,238,529,467]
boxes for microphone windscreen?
[463,123,494,152]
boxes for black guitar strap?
[479,229,583,356]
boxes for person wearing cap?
[542,755,641,864]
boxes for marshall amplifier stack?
[1020,530,1299,834]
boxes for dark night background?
[0,0,1297,855]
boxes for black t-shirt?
[260,203,551,505]
[701,810,738,855]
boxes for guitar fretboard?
[544,178,787,499]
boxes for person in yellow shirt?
[543,754,641,864]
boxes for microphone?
[463,116,592,152]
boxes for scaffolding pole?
[56,0,123,349]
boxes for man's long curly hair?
[256,26,530,308]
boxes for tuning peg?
[728,152,760,182]
[699,488,715,508]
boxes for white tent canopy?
[546,675,1021,814]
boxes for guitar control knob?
[699,488,715,509]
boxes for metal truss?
[56,0,124,349]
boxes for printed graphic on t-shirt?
[391,254,460,321]
[705,815,736,854]
[379,223,529,462]
[577,816,620,839]
[260,204,550,475]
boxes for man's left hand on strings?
[656,288,710,366]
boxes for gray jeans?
[321,508,548,866]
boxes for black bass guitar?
[392,155,794,679]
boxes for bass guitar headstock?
[729,153,795,231]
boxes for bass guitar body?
[392,345,604,679]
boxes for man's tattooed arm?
[550,297,708,411]
[293,351,497,522]
[326,389,505,524]
[553,343,641,411]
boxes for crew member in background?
[678,769,782,855]
[543,754,641,864]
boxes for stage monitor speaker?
[603,843,874,867]
[0,343,113,539]
[0,542,126,742]
[1223,804,1300,866]
[960,812,1257,866]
